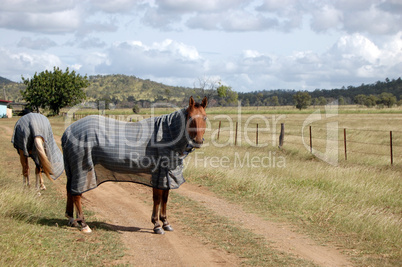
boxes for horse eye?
[203,117,207,121]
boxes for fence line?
[66,114,400,166]
[213,119,399,166]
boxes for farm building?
[0,100,12,118]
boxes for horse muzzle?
[191,138,204,148]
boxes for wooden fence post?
[256,123,258,145]
[390,131,393,165]
[344,128,347,160]
[278,123,284,148]
[235,122,238,146]
[217,121,221,140]
[309,125,312,153]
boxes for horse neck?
[169,108,190,151]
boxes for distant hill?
[1,77,24,101]
[2,74,402,107]
[0,76,15,85]
[238,77,402,106]
[84,74,205,107]
[1,74,208,105]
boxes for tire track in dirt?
[177,183,353,267]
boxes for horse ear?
[189,96,195,107]
[201,97,208,109]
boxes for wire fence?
[66,112,402,166]
[210,118,402,166]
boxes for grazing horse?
[11,113,64,191]
[62,96,207,234]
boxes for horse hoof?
[82,225,92,233]
[154,227,165,235]
[163,225,174,231]
[67,217,79,227]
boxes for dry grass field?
[0,105,401,266]
[183,105,401,266]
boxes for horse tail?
[34,136,53,181]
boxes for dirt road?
[82,181,352,266]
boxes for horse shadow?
[36,217,154,234]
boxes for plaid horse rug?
[62,108,193,195]
[11,113,64,180]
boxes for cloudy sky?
[0,0,401,92]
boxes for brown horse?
[12,113,64,191]
[63,96,207,234]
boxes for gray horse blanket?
[62,108,193,195]
[11,113,64,180]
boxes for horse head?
[186,96,207,148]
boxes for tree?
[226,89,238,105]
[354,94,367,105]
[379,92,396,108]
[268,96,279,106]
[365,95,378,107]
[132,104,140,114]
[21,67,89,114]
[317,96,327,105]
[338,96,345,105]
[217,85,238,106]
[194,76,219,100]
[293,92,311,110]
[255,92,263,109]
[217,85,229,98]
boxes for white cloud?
[157,0,247,13]
[0,0,401,91]
[89,0,140,13]
[341,4,402,35]
[78,37,107,49]
[0,48,62,81]
[220,11,278,31]
[310,5,342,33]
[95,39,204,79]
[332,34,381,63]
[1,0,78,13]
[0,9,82,33]
[150,39,201,60]
[243,50,262,58]
[17,37,57,50]
[215,31,402,90]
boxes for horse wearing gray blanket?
[12,113,64,192]
[62,96,207,234]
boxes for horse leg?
[35,166,46,191]
[19,149,29,187]
[152,188,164,234]
[65,191,78,227]
[72,194,92,233]
[160,189,173,232]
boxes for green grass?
[0,168,125,266]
